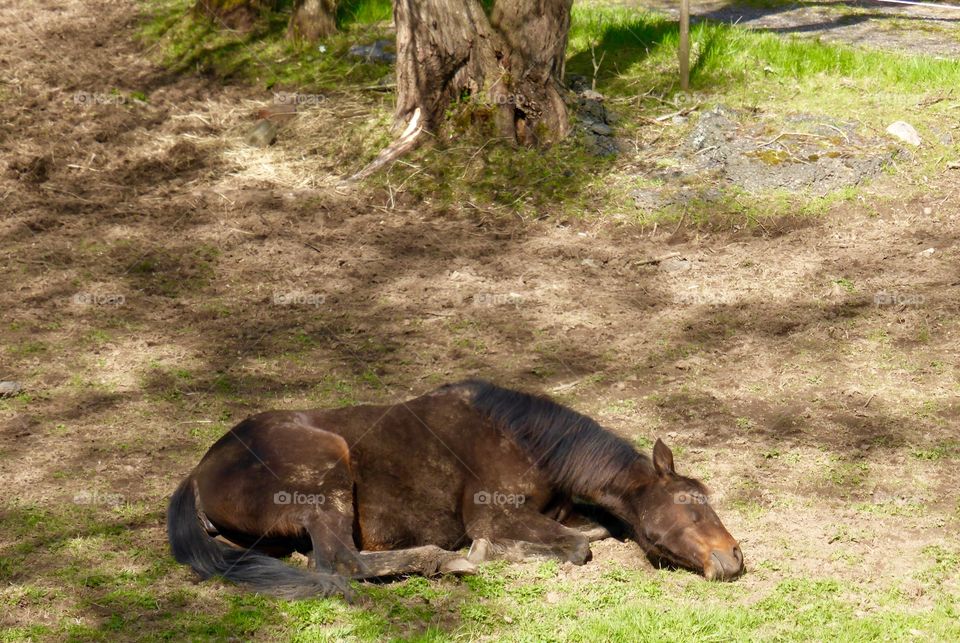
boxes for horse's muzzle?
[704,545,744,581]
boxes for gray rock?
[659,258,692,273]
[566,74,590,93]
[348,40,396,65]
[585,134,620,157]
[578,98,607,124]
[245,119,278,148]
[886,121,921,146]
[0,381,22,397]
[630,188,664,211]
[590,122,613,136]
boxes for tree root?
[346,108,425,183]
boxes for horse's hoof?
[440,557,477,576]
[568,540,593,565]
[467,538,491,563]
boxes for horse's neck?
[579,458,651,518]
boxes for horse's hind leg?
[349,546,475,579]
[303,489,474,579]
[464,505,592,565]
[307,518,474,579]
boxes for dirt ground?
[1,0,959,638]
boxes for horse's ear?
[653,438,675,477]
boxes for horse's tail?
[167,475,350,600]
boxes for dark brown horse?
[167,380,743,598]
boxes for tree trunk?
[393,0,572,146]
[193,0,274,31]
[287,0,338,42]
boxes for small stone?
[348,40,396,64]
[566,74,589,92]
[923,207,933,216]
[919,247,935,257]
[245,119,278,147]
[581,258,599,268]
[545,591,561,604]
[590,122,613,136]
[0,381,22,397]
[503,615,514,624]
[886,121,921,146]
[659,258,691,273]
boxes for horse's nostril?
[708,548,744,580]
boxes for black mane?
[456,380,653,497]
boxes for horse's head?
[625,439,743,581]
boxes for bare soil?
[1,0,959,636]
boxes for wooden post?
[679,0,690,91]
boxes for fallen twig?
[634,252,681,266]
[655,103,701,122]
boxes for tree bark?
[393,0,572,146]
[287,0,338,42]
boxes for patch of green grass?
[854,499,925,518]
[634,436,654,450]
[918,545,960,584]
[605,398,638,415]
[3,490,959,642]
[824,458,869,489]
[832,277,856,293]
[337,0,392,25]
[139,0,393,89]
[911,439,960,460]
[568,5,960,112]
[10,340,48,357]
[308,374,363,407]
